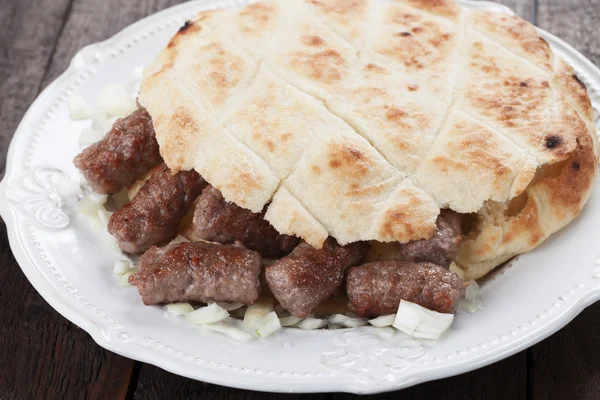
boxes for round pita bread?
[138,0,598,280]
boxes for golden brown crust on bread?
[138,0,598,274]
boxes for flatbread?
[139,0,598,279]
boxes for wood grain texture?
[537,0,600,66]
[2,0,600,399]
[0,0,73,179]
[531,2,600,399]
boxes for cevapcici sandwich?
[74,0,599,338]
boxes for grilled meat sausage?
[395,210,462,268]
[346,261,466,317]
[108,164,206,253]
[74,108,162,194]
[193,186,299,257]
[266,238,369,317]
[129,241,262,305]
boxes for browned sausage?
[108,164,206,253]
[129,241,262,305]
[74,108,162,194]
[193,186,299,257]
[346,260,466,317]
[395,210,462,268]
[266,238,369,317]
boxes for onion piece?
[113,260,131,276]
[170,235,190,244]
[186,303,229,325]
[253,311,281,338]
[328,314,368,328]
[201,320,254,342]
[78,128,104,147]
[243,298,273,330]
[393,300,454,340]
[369,314,396,328]
[68,95,92,120]
[117,268,137,287]
[96,83,137,118]
[373,326,396,339]
[295,318,327,330]
[328,314,351,325]
[215,302,244,311]
[97,209,113,229]
[465,281,480,301]
[279,316,302,327]
[458,298,482,314]
[55,177,82,199]
[165,303,194,316]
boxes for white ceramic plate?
[1,0,600,394]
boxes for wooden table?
[1,0,599,398]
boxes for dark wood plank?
[528,304,600,400]
[41,0,188,90]
[0,221,133,400]
[530,3,600,399]
[537,0,600,66]
[0,0,73,178]
[133,364,332,400]
[0,0,185,399]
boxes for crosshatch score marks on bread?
[138,0,598,280]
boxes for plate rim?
[1,0,600,394]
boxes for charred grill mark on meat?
[129,241,262,305]
[346,261,466,317]
[108,163,207,253]
[394,210,462,268]
[74,108,162,194]
[265,238,369,318]
[193,186,300,257]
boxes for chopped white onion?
[165,303,194,316]
[393,300,454,340]
[243,298,273,330]
[55,177,82,199]
[95,83,137,118]
[186,303,229,325]
[117,268,137,287]
[373,326,396,339]
[465,281,480,301]
[295,318,327,330]
[253,311,281,338]
[170,235,190,244]
[201,320,254,342]
[369,314,396,328]
[327,322,343,330]
[68,94,92,120]
[328,314,351,325]
[328,314,368,328]
[91,109,118,133]
[87,192,108,205]
[97,209,113,229]
[215,302,244,311]
[458,298,482,314]
[113,260,131,276]
[279,316,302,327]
[78,128,105,147]
[77,196,103,229]
[344,317,368,328]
